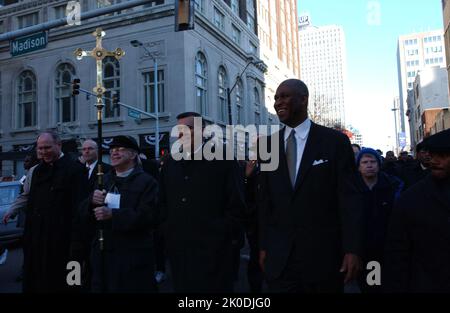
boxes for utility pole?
[392,100,400,156]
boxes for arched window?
[254,88,261,125]
[17,70,37,128]
[103,56,121,118]
[55,63,76,123]
[235,79,243,124]
[195,52,208,115]
[218,66,228,122]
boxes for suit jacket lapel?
[294,122,322,192]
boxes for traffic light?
[175,0,194,32]
[72,78,80,96]
[112,93,119,109]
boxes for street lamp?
[227,58,264,125]
[130,39,160,160]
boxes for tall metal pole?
[392,106,399,156]
[154,57,159,160]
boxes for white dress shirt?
[86,160,98,180]
[284,118,312,177]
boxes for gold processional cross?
[74,28,124,252]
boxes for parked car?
[0,181,23,247]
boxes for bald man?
[258,79,363,293]
[23,131,88,293]
[81,139,111,192]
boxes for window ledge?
[10,126,40,136]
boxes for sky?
[297,0,445,153]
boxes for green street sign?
[128,109,141,120]
[10,31,48,57]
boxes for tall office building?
[397,30,446,149]
[256,0,301,115]
[444,0,450,92]
[298,15,347,128]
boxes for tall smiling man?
[258,79,363,293]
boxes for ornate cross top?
[74,28,124,108]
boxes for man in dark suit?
[159,112,245,293]
[80,139,112,192]
[258,79,363,293]
[384,128,450,292]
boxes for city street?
[0,244,258,293]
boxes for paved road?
[0,244,262,293]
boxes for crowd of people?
[1,78,449,293]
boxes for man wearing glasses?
[79,135,159,293]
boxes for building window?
[231,0,239,15]
[17,12,38,29]
[55,63,77,123]
[54,4,67,19]
[247,13,255,32]
[97,0,115,16]
[214,7,225,31]
[17,70,37,128]
[249,41,257,55]
[103,56,121,118]
[231,25,241,45]
[143,69,165,113]
[218,66,228,122]
[0,21,4,34]
[195,52,208,115]
[254,88,261,124]
[194,0,205,13]
[235,79,243,125]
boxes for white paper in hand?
[105,192,121,210]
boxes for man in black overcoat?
[384,128,450,292]
[159,112,245,293]
[23,131,88,293]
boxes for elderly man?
[80,135,159,293]
[23,131,88,293]
[80,139,112,192]
[384,128,450,292]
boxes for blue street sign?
[10,31,48,57]
[128,109,140,120]
[398,132,406,148]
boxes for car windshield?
[0,185,20,206]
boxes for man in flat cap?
[396,141,431,191]
[79,135,160,292]
[384,128,450,292]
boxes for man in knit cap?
[384,128,450,292]
[355,148,403,293]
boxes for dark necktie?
[286,130,297,187]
